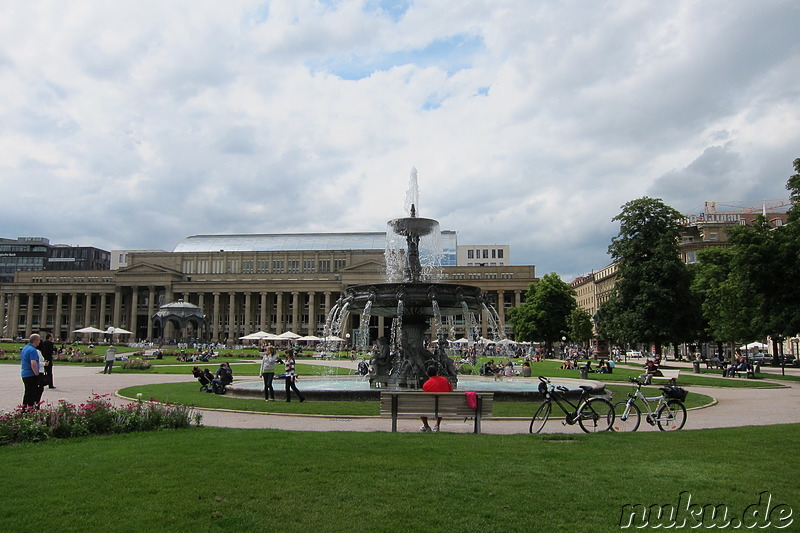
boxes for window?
[482,249,488,259]
[467,250,474,259]
[686,251,697,264]
[272,260,284,273]
[334,259,347,271]
[257,260,268,273]
[303,260,315,273]
[241,260,254,273]
[491,249,496,259]
[318,260,331,273]
[709,233,718,241]
[497,249,504,259]
[288,260,300,273]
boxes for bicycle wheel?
[656,399,687,431]
[529,401,551,433]
[578,397,615,433]
[612,400,641,432]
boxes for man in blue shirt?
[20,333,43,408]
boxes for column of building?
[146,286,156,341]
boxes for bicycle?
[530,376,615,433]
[612,377,688,432]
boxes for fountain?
[227,169,562,402]
[325,169,488,389]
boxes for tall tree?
[568,307,594,348]
[601,197,694,354]
[508,272,577,354]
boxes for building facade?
[0,233,536,344]
[0,237,110,284]
[456,245,510,266]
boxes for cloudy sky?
[2,0,798,280]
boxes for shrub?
[122,358,152,370]
[0,394,201,446]
[458,364,477,375]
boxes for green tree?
[508,272,576,354]
[692,246,757,343]
[600,197,695,354]
[568,307,594,348]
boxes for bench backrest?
[379,392,494,418]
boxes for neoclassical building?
[0,233,537,344]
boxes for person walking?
[40,332,56,388]
[20,333,43,408]
[283,350,305,402]
[259,345,278,401]
[103,345,117,374]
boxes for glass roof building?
[174,231,458,266]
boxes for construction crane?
[705,200,791,215]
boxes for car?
[747,353,773,366]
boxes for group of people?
[256,346,304,402]
[191,362,234,394]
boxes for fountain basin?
[344,282,484,315]
[226,375,599,402]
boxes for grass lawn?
[2,424,798,532]
[119,382,714,417]
[526,360,783,388]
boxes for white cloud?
[1,0,798,281]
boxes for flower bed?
[0,394,201,445]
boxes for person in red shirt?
[420,365,453,432]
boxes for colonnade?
[1,286,522,344]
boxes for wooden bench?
[379,392,494,434]
[732,366,756,379]
[649,369,680,385]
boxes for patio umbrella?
[450,338,470,344]
[110,327,133,335]
[296,335,322,342]
[72,326,106,334]
[277,331,301,339]
[322,335,346,342]
[740,342,768,350]
[239,331,273,340]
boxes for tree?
[569,307,594,348]
[600,197,695,354]
[508,272,577,354]
[692,246,757,343]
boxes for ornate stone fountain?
[325,170,489,389]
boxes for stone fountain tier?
[343,282,484,316]
[387,216,439,237]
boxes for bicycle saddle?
[579,384,606,395]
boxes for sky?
[1,0,799,281]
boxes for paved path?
[2,360,799,434]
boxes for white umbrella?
[296,335,322,342]
[110,327,133,335]
[277,331,301,339]
[73,326,106,334]
[450,338,470,344]
[239,331,273,340]
[322,335,346,342]
[497,338,517,345]
[740,342,768,350]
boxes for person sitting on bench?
[419,366,452,433]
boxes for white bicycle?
[612,377,688,432]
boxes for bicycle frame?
[625,387,667,418]
[545,388,590,423]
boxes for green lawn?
[3,424,797,532]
